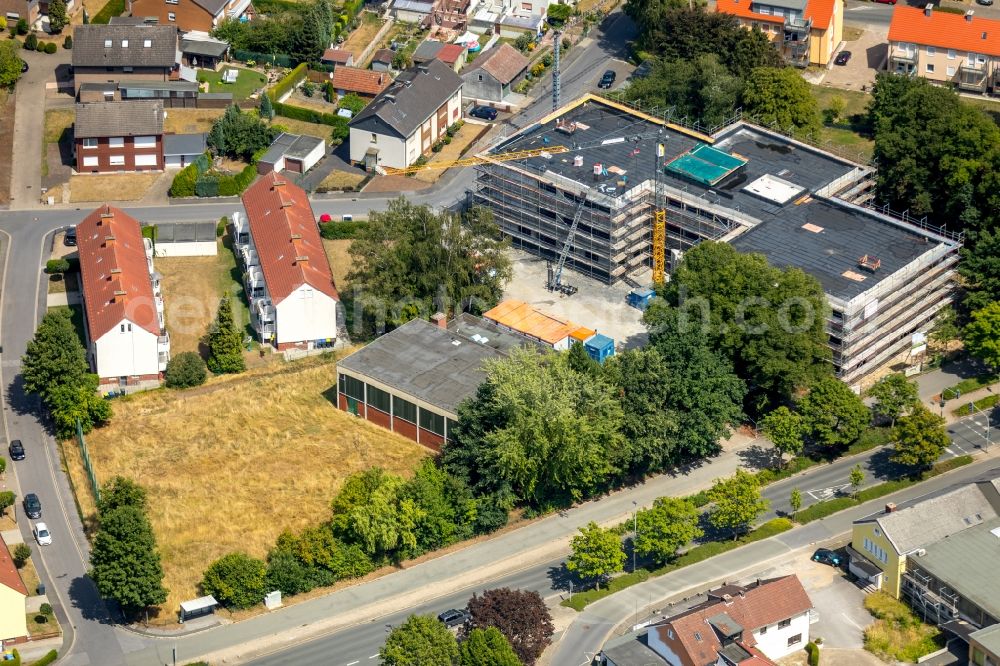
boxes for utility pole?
[632,500,638,573]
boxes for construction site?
[471,93,962,388]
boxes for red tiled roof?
[78,205,160,340]
[715,0,784,24]
[805,0,836,31]
[436,43,466,64]
[372,48,395,64]
[888,5,1000,57]
[652,577,812,666]
[0,539,27,597]
[331,66,392,96]
[322,48,353,64]
[464,42,530,84]
[241,172,339,304]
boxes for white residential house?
[235,172,340,350]
[77,205,170,390]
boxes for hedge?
[232,48,295,68]
[268,63,308,102]
[806,642,820,666]
[320,220,367,239]
[29,651,58,666]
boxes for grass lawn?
[342,11,387,60]
[43,109,74,179]
[163,108,225,134]
[952,393,1000,416]
[199,67,268,101]
[943,372,998,399]
[61,356,428,621]
[414,123,488,183]
[843,25,864,41]
[69,173,160,203]
[864,592,944,662]
[317,169,366,192]
[0,91,14,205]
[810,84,875,161]
[272,117,334,140]
[322,239,353,289]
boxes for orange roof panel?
[888,6,1000,57]
[571,326,596,342]
[483,300,579,345]
[805,0,836,31]
[716,0,784,24]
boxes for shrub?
[63,35,72,49]
[806,642,819,666]
[23,33,36,50]
[39,602,53,616]
[16,19,27,35]
[29,651,57,666]
[319,220,367,239]
[34,613,48,624]
[45,41,57,54]
[12,543,30,568]
[201,552,268,609]
[45,259,70,275]
[268,63,307,102]
[169,162,200,197]
[165,352,208,389]
[217,216,229,237]
[302,80,315,97]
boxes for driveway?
[822,28,887,92]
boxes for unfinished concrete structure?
[473,94,961,388]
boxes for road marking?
[841,612,865,631]
[807,484,850,501]
[346,661,359,665]
[946,447,956,456]
[369,655,379,659]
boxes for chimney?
[295,255,309,263]
[967,9,975,21]
[885,502,897,514]
[431,312,447,329]
[924,3,932,16]
[104,234,116,246]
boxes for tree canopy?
[212,0,337,63]
[206,296,245,374]
[740,67,821,137]
[798,376,870,448]
[964,301,1000,371]
[208,105,276,161]
[460,627,522,666]
[866,374,919,427]
[634,497,703,564]
[465,588,553,665]
[761,406,804,462]
[200,552,268,609]
[566,522,625,589]
[0,41,22,89]
[892,405,949,470]
[707,469,768,537]
[380,614,460,666]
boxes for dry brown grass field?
[69,174,161,203]
[323,239,353,290]
[62,357,428,620]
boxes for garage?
[846,546,883,590]
[163,133,207,169]
[256,133,326,176]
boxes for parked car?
[598,70,617,89]
[437,609,470,628]
[34,522,52,546]
[977,0,993,6]
[23,494,41,520]
[812,548,842,567]
[8,439,24,461]
[469,106,498,121]
[834,51,852,66]
[64,226,77,246]
[873,0,896,4]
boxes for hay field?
[63,358,428,619]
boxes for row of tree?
[211,0,344,64]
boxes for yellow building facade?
[851,521,907,598]
[716,0,844,67]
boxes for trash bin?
[37,583,45,595]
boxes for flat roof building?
[474,93,960,388]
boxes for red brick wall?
[418,428,444,452]
[129,0,216,32]
[366,405,391,429]
[393,417,418,442]
[76,135,164,172]
[338,392,348,411]
[98,372,161,386]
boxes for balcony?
[244,266,267,300]
[889,48,919,75]
[958,61,989,92]
[157,334,170,371]
[240,246,259,269]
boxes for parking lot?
[822,28,887,91]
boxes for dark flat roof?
[163,132,207,156]
[601,631,667,666]
[153,221,216,242]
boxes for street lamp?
[632,500,638,573]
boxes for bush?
[319,220,367,240]
[16,19,27,35]
[201,552,268,609]
[268,63,308,102]
[34,613,48,624]
[217,216,229,237]
[170,162,200,197]
[806,642,819,666]
[45,258,70,274]
[29,651,57,666]
[23,33,36,50]
[63,35,72,49]
[165,352,208,389]
[12,543,30,568]
[302,80,315,97]
[39,602,52,616]
[45,41,57,54]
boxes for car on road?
[812,548,842,567]
[8,440,24,461]
[598,70,617,89]
[34,522,52,546]
[469,105,498,121]
[437,609,470,628]
[23,494,41,520]
[978,0,993,6]
[834,51,852,66]
[64,226,77,246]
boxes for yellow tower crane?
[652,142,667,287]
[380,146,571,175]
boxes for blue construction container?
[626,287,656,311]
[585,334,615,364]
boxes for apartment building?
[72,24,179,93]
[75,100,165,173]
[716,0,843,66]
[888,5,1000,94]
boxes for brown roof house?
[72,24,179,94]
[321,48,354,67]
[461,42,528,102]
[601,576,814,666]
[331,66,392,99]
[127,0,255,34]
[75,100,165,173]
[371,48,396,72]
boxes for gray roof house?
[412,40,445,64]
[72,25,179,93]
[461,42,528,102]
[348,60,464,170]
[257,133,326,175]
[74,100,165,139]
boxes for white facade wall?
[750,611,810,660]
[299,140,326,172]
[349,127,408,168]
[153,241,218,257]
[274,284,339,345]
[93,319,160,381]
[646,630,685,666]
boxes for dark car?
[437,609,470,628]
[8,440,24,461]
[834,51,852,66]
[598,70,617,89]
[812,548,842,567]
[977,0,993,6]
[23,494,41,520]
[64,226,77,246]
[469,105,498,121]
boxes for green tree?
[330,467,420,559]
[207,105,276,161]
[566,522,625,589]
[634,497,703,564]
[206,296,245,374]
[0,41,21,89]
[465,588,553,665]
[566,341,600,378]
[930,305,961,350]
[401,459,476,552]
[47,0,68,32]
[964,301,1000,371]
[0,491,14,517]
[761,406,804,464]
[741,67,821,137]
[892,405,949,471]
[460,627,522,666]
[850,464,864,498]
[798,376,870,448]
[258,92,274,121]
[866,374,919,427]
[165,351,208,388]
[22,308,91,402]
[48,375,112,438]
[380,614,460,666]
[89,505,168,615]
[12,543,31,569]
[200,552,267,609]
[961,230,1000,311]
[707,469,769,538]
[338,92,366,115]
[789,487,802,517]
[625,54,742,129]
[97,476,147,514]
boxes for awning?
[940,620,977,643]
[179,595,219,614]
[845,545,883,577]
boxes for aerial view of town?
[0,0,998,661]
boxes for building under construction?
[473,94,961,388]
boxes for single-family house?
[436,43,467,72]
[321,47,354,67]
[348,59,463,170]
[163,132,207,168]
[0,0,39,27]
[601,576,813,666]
[72,24,179,93]
[256,132,326,175]
[127,0,254,33]
[715,0,843,67]
[888,5,1000,93]
[371,48,396,72]
[233,173,339,350]
[412,39,446,64]
[331,66,392,99]
[78,205,170,389]
[180,34,230,70]
[0,539,27,645]
[75,100,165,173]
[390,0,434,23]
[461,42,528,102]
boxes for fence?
[356,16,395,68]
[76,419,101,505]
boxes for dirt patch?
[61,357,428,620]
[341,12,387,60]
[69,173,161,203]
[286,93,335,114]
[323,239,353,289]
[318,169,366,192]
[362,173,433,193]
[0,91,14,205]
[155,245,235,354]
[163,108,225,134]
